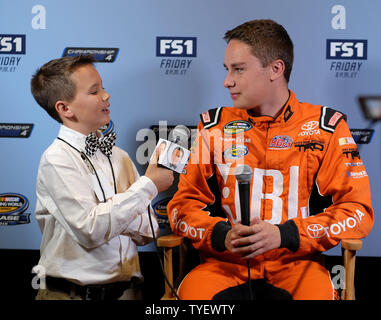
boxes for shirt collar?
[57,125,103,152]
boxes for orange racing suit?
[167,90,374,300]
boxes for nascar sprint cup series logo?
[326,39,367,79]
[156,37,197,75]
[0,34,25,72]
[0,193,31,226]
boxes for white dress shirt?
[35,125,158,285]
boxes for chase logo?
[153,197,172,225]
[156,37,197,57]
[0,193,31,225]
[0,35,26,54]
[326,39,367,60]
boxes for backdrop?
[0,0,379,257]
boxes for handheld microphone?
[168,125,191,147]
[155,125,191,174]
[235,164,255,300]
[235,164,253,226]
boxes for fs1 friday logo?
[326,39,367,78]
[0,34,25,73]
[156,37,197,75]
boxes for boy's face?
[223,39,273,110]
[66,64,111,135]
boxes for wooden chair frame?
[157,234,362,300]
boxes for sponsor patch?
[200,107,222,129]
[294,140,324,151]
[201,111,210,123]
[223,145,248,159]
[306,209,365,239]
[345,161,363,167]
[301,121,319,131]
[223,120,252,134]
[338,137,355,146]
[346,170,368,179]
[220,136,251,143]
[171,208,205,240]
[328,112,343,126]
[320,107,346,133]
[342,148,361,160]
[307,224,327,239]
[269,135,293,149]
[298,121,321,136]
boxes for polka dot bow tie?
[85,132,116,157]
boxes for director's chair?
[157,235,362,300]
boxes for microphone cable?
[247,260,254,300]
[148,203,253,300]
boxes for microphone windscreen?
[235,164,253,183]
[169,125,191,147]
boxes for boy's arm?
[119,155,160,245]
[36,147,159,249]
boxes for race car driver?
[167,19,374,300]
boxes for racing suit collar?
[245,90,297,125]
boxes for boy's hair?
[224,19,294,82]
[30,55,96,123]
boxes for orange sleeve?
[167,122,230,254]
[291,119,374,254]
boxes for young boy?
[167,19,374,300]
[31,55,173,300]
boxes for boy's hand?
[145,148,174,193]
